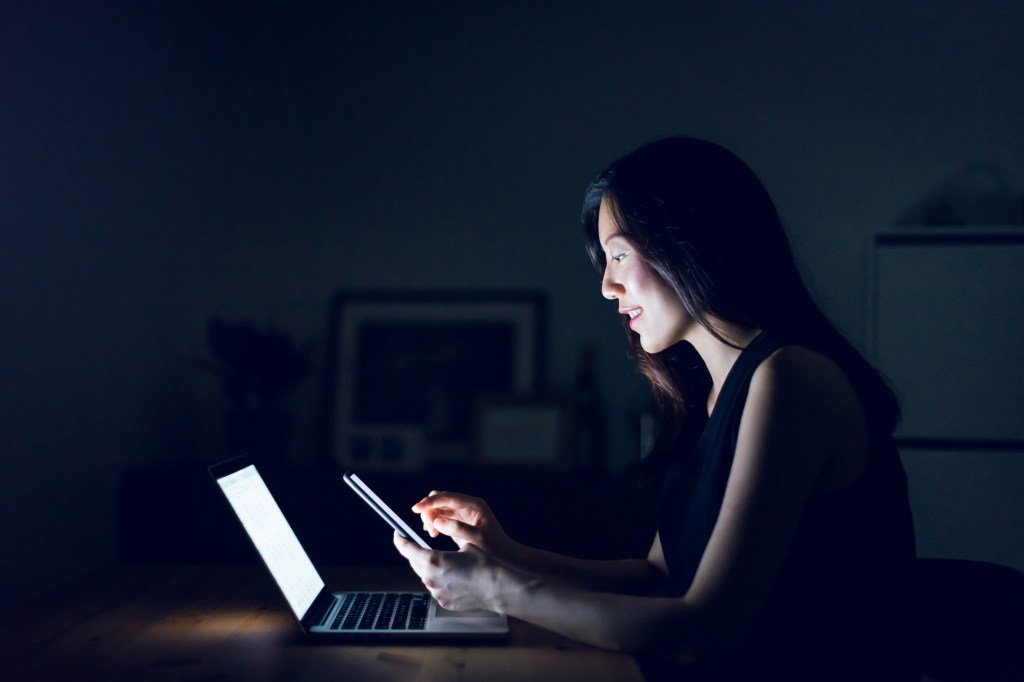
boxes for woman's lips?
[622,307,643,329]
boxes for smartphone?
[343,471,432,549]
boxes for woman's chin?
[639,337,667,354]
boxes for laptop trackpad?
[434,604,498,618]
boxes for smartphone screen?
[343,472,432,549]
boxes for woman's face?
[597,197,695,353]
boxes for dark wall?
[2,0,1022,607]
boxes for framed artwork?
[476,395,574,470]
[327,291,547,470]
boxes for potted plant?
[202,317,311,461]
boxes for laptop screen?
[215,464,325,619]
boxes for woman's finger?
[411,492,445,513]
[393,531,432,569]
[419,508,443,537]
[432,516,482,545]
[412,491,478,513]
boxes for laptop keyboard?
[327,592,429,631]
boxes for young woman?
[393,137,917,680]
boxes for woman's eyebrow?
[602,232,626,247]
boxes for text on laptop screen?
[216,464,324,619]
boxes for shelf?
[876,225,1024,245]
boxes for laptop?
[208,455,509,640]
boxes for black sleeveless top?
[657,331,917,680]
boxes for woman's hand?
[412,491,519,561]
[392,532,504,612]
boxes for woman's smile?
[621,306,643,328]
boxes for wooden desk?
[0,564,644,682]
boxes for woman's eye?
[611,252,628,262]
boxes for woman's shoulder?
[751,344,853,398]
[746,344,866,445]
[748,344,870,490]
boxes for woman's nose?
[601,269,623,300]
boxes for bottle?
[572,343,606,475]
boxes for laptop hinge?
[303,588,336,629]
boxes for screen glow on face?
[217,465,324,618]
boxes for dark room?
[2,1,1022,680]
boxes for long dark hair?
[582,137,899,475]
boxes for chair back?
[914,558,1024,681]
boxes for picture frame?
[326,291,547,471]
[476,394,574,470]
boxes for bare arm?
[500,533,668,595]
[398,348,860,665]
[414,491,668,595]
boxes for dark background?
[2,0,1023,608]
